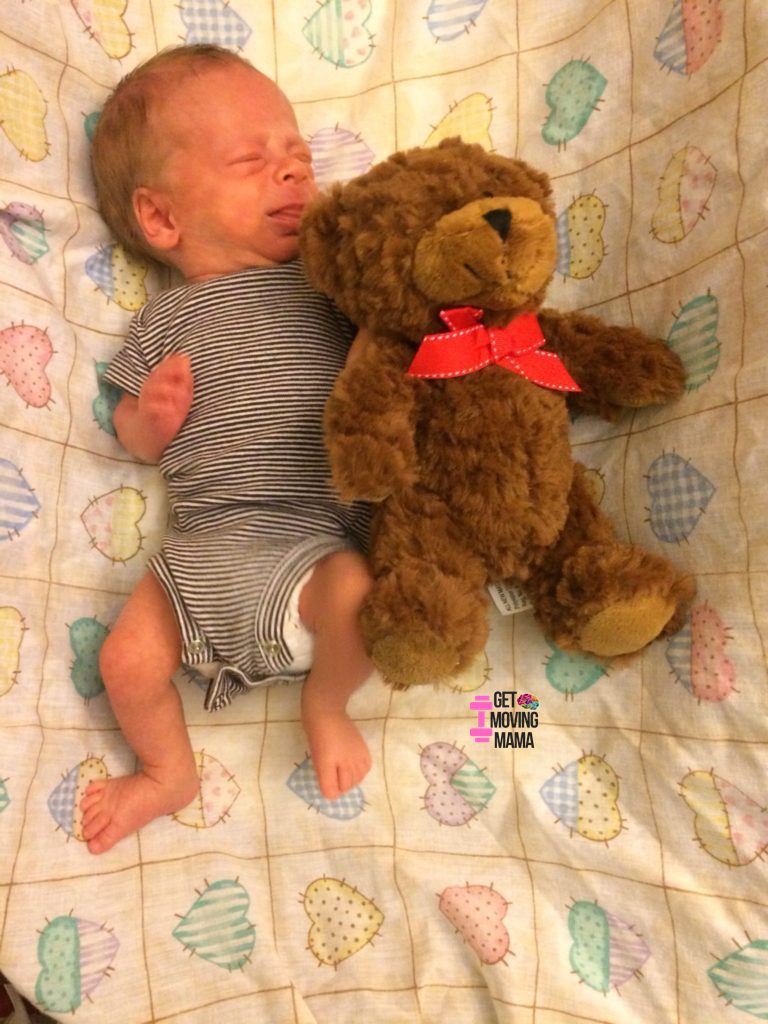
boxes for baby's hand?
[113,352,193,463]
[140,353,194,444]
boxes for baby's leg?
[80,572,198,853]
[299,550,374,800]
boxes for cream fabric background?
[0,2,766,1021]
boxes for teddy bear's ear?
[435,137,464,150]
[516,160,553,201]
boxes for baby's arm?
[113,352,193,463]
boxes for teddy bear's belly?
[418,375,574,578]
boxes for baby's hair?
[91,44,256,261]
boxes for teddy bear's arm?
[538,308,687,421]
[324,333,419,502]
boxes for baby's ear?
[132,187,180,253]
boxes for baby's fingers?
[156,352,193,384]
[145,353,193,401]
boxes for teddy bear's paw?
[370,632,465,689]
[602,338,687,409]
[540,542,696,657]
[577,594,677,658]
[656,571,698,637]
[361,567,489,687]
[330,437,417,503]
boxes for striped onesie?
[105,260,371,710]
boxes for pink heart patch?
[0,323,52,408]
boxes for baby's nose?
[279,154,311,182]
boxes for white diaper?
[281,567,315,672]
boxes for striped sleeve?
[103,306,153,396]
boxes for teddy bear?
[300,138,696,688]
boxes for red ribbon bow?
[407,307,581,393]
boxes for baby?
[81,44,374,854]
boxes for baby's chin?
[196,235,303,276]
[280,237,301,261]
[255,235,301,267]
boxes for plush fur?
[300,139,696,688]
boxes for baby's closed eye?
[232,153,265,166]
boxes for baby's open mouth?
[269,204,305,226]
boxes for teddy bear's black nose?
[483,208,512,241]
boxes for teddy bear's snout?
[412,195,557,308]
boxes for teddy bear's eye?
[482,191,494,198]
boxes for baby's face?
[148,64,317,280]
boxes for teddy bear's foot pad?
[578,594,676,658]
[371,632,473,689]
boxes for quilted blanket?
[1,1,766,1022]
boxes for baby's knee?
[98,629,176,697]
[98,630,133,695]
[300,549,372,628]
[337,549,373,595]
[330,549,373,606]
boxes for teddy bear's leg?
[525,464,696,657]
[361,490,491,688]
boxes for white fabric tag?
[487,580,533,615]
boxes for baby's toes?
[316,763,342,802]
[79,780,106,815]
[81,806,110,841]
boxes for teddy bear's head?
[301,138,558,339]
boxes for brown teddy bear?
[300,138,696,688]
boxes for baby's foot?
[80,768,199,854]
[303,710,371,801]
